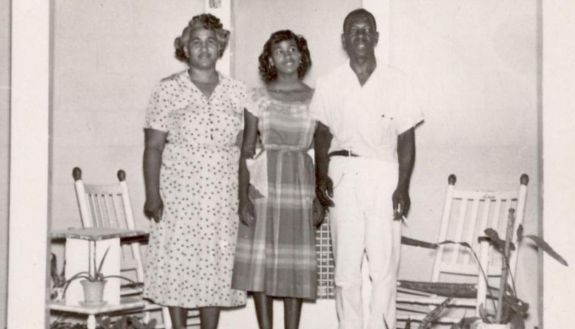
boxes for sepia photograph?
[2,0,574,328]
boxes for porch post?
[8,0,51,327]
[542,1,575,328]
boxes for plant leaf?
[65,271,90,282]
[103,274,137,284]
[402,236,438,249]
[501,294,529,320]
[419,297,452,329]
[453,317,481,329]
[438,239,499,313]
[438,240,472,249]
[96,246,111,276]
[483,228,515,253]
[61,271,91,297]
[524,235,568,266]
[516,224,524,242]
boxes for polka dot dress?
[143,71,248,308]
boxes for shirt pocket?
[378,113,397,135]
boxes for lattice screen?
[315,214,335,299]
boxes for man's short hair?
[343,8,377,32]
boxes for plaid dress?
[232,88,317,299]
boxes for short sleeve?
[243,88,265,118]
[394,76,424,134]
[144,80,176,132]
[308,79,330,128]
[228,79,251,115]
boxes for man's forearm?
[397,128,416,191]
[314,122,332,180]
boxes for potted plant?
[412,209,568,329]
[460,209,565,328]
[62,246,136,306]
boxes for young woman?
[232,30,324,329]
[143,13,248,329]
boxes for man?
[310,8,423,329]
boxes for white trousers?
[329,157,402,329]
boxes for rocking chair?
[397,174,529,326]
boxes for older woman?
[232,30,324,329]
[143,13,248,329]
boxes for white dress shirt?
[309,63,424,163]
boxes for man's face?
[342,13,379,60]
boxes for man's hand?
[394,127,416,221]
[392,188,410,221]
[312,198,327,227]
[314,122,334,208]
[239,197,256,226]
[316,176,335,208]
[144,196,164,223]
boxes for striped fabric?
[232,89,317,299]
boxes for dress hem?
[143,295,246,309]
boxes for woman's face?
[270,39,301,77]
[185,27,220,70]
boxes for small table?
[51,227,148,240]
[50,227,148,328]
[50,298,145,329]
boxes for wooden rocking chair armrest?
[397,284,438,297]
[397,280,478,298]
[121,282,144,290]
[120,282,144,298]
[120,231,149,244]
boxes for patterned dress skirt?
[233,149,317,299]
[232,92,317,299]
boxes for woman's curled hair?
[258,30,312,83]
[174,13,230,62]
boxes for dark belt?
[328,150,359,157]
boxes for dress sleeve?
[395,76,424,134]
[230,80,252,115]
[243,88,264,118]
[144,80,175,132]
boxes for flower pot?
[80,279,107,306]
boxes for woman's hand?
[144,195,164,223]
[239,196,255,226]
[313,198,327,228]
